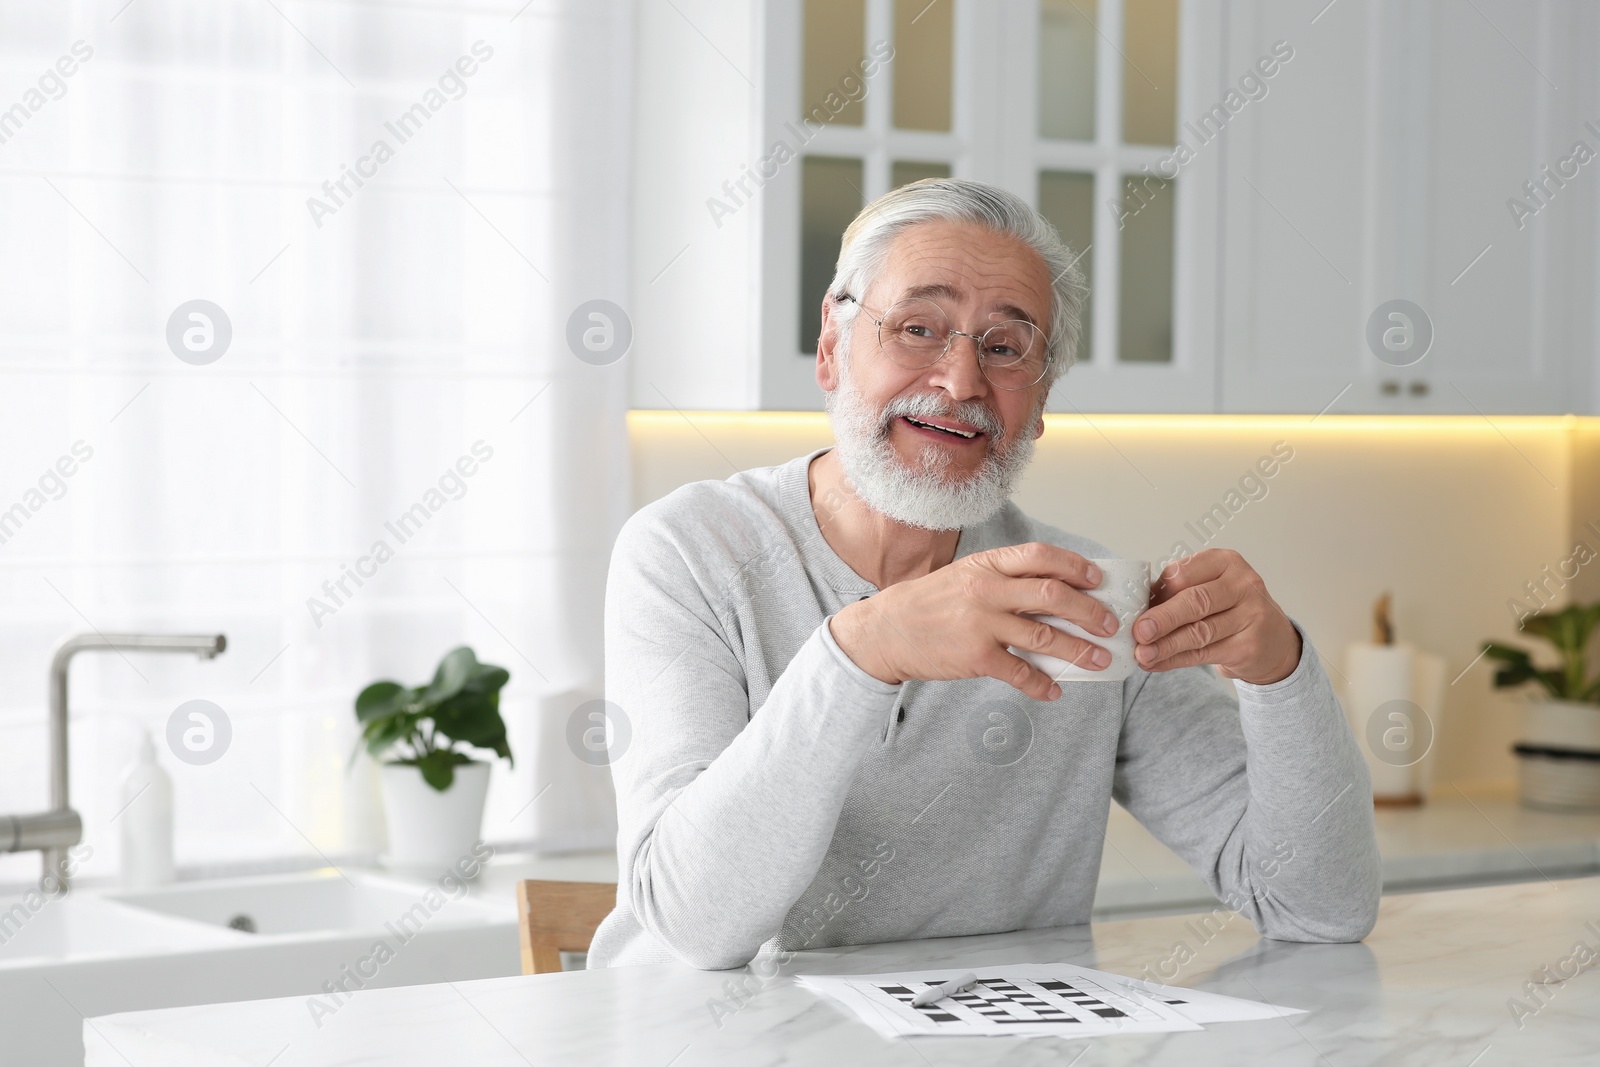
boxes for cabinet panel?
[1217,0,1373,413]
[1219,0,1597,415]
[1419,0,1590,414]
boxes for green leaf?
[1520,614,1554,643]
[355,681,409,723]
[1521,604,1599,656]
[431,691,513,767]
[1483,643,1537,688]
[413,749,471,792]
[1482,642,1532,665]
[363,712,420,759]
[463,663,510,696]
[432,694,499,744]
[428,657,513,766]
[424,647,479,704]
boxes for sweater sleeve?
[1110,617,1381,942]
[602,515,901,970]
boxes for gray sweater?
[587,449,1380,970]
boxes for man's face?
[818,219,1055,530]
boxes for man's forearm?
[1114,619,1381,944]
[613,620,899,969]
[1227,633,1381,942]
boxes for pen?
[911,971,978,1007]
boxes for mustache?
[876,392,1006,442]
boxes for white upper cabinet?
[629,0,1600,414]
[1217,0,1599,415]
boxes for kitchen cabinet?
[1216,0,1600,415]
[628,1,1600,415]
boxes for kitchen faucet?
[1,633,227,893]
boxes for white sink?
[0,867,520,1065]
[106,868,508,937]
[0,894,240,967]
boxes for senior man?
[587,178,1379,970]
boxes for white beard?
[824,354,1038,532]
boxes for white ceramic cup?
[1010,558,1152,684]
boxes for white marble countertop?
[1093,784,1600,916]
[85,874,1600,1065]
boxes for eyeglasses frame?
[835,292,1052,391]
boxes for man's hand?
[1132,549,1302,685]
[828,542,1116,701]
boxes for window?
[0,1,632,886]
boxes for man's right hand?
[827,542,1118,702]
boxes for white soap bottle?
[119,730,175,887]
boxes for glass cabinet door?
[768,0,1222,411]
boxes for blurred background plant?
[355,647,513,791]
[1482,604,1600,704]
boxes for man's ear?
[816,295,841,393]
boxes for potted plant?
[1481,602,1600,811]
[355,646,513,870]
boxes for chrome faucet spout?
[10,632,228,893]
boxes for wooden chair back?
[515,879,617,974]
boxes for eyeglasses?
[839,294,1050,391]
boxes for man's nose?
[925,331,989,402]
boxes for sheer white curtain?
[0,0,631,884]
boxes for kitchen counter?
[472,785,1600,920]
[85,874,1600,1065]
[1094,784,1600,916]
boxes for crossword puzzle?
[801,964,1283,1038]
[877,976,1165,1027]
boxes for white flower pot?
[379,761,491,873]
[1521,699,1600,751]
[1515,700,1600,812]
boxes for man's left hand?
[1130,549,1303,685]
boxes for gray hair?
[825,177,1089,387]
